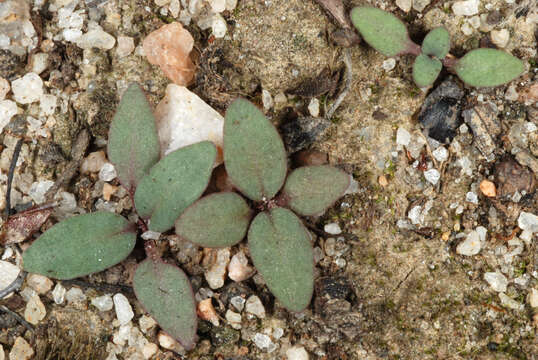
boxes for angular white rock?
[499,293,524,310]
[209,0,226,12]
[452,0,479,16]
[286,346,309,360]
[40,94,57,116]
[205,248,230,289]
[456,230,482,256]
[0,100,18,133]
[81,151,107,174]
[99,163,117,182]
[382,58,396,71]
[528,288,538,308]
[230,295,246,312]
[518,212,538,233]
[396,127,411,146]
[52,283,66,304]
[225,309,242,329]
[9,337,34,360]
[155,84,224,163]
[24,295,46,325]
[484,272,508,292]
[211,14,227,38]
[228,251,253,282]
[490,29,509,48]
[308,98,320,117]
[29,180,54,205]
[432,146,448,162]
[139,315,157,334]
[66,287,87,303]
[113,293,134,325]
[424,169,440,185]
[158,331,185,353]
[0,77,9,100]
[116,36,135,58]
[262,89,273,111]
[412,0,431,12]
[0,261,21,299]
[91,295,114,311]
[76,27,116,50]
[253,333,275,352]
[11,73,43,104]
[245,295,265,318]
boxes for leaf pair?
[175,99,350,312]
[350,6,524,88]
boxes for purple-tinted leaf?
[1,206,53,245]
[133,259,197,350]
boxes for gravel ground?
[0,0,537,359]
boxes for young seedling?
[22,84,350,350]
[350,7,525,88]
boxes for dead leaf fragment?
[1,206,53,245]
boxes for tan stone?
[143,22,195,86]
[9,337,34,360]
[479,180,496,197]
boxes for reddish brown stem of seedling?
[405,41,422,57]
[441,54,458,69]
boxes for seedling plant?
[22,84,350,350]
[350,7,525,88]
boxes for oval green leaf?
[421,27,450,59]
[282,165,350,216]
[454,49,524,87]
[133,259,197,350]
[413,54,442,88]
[175,192,251,248]
[248,207,314,312]
[224,98,287,202]
[108,83,161,193]
[350,7,412,57]
[134,141,216,232]
[23,212,136,280]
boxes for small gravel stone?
[504,84,518,101]
[197,298,219,326]
[52,283,66,304]
[424,169,440,185]
[76,26,116,50]
[286,346,309,360]
[116,36,135,57]
[26,274,53,294]
[499,293,523,310]
[396,0,412,12]
[396,127,411,146]
[99,163,117,182]
[24,295,46,325]
[158,331,185,354]
[490,29,509,48]
[382,58,396,71]
[324,223,342,235]
[528,288,538,308]
[452,0,479,16]
[225,309,242,329]
[139,315,157,334]
[142,343,158,359]
[113,294,134,325]
[29,180,54,204]
[228,251,253,282]
[205,248,230,289]
[0,345,4,360]
[0,100,18,133]
[262,89,273,111]
[412,0,431,12]
[456,230,482,256]
[230,295,246,312]
[9,337,34,360]
[245,295,266,318]
[40,94,57,116]
[30,53,48,74]
[432,146,448,162]
[517,212,538,233]
[81,151,107,174]
[66,287,86,303]
[141,231,161,240]
[91,295,114,311]
[484,272,508,292]
[11,73,43,104]
[0,261,21,299]
[253,333,274,351]
[211,13,227,38]
[308,98,320,117]
[466,191,478,204]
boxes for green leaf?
[282,166,349,216]
[412,54,442,88]
[224,98,287,202]
[133,259,197,350]
[175,192,251,248]
[134,141,216,232]
[108,83,161,193]
[23,212,136,280]
[454,49,524,87]
[421,27,450,59]
[350,7,413,57]
[248,207,313,312]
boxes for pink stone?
[143,22,195,86]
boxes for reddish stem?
[405,41,422,57]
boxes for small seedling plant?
[350,7,525,88]
[22,84,349,350]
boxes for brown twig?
[5,138,24,217]
[325,48,352,120]
[0,305,34,332]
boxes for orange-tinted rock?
[143,22,195,86]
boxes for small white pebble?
[113,293,134,325]
[324,222,342,235]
